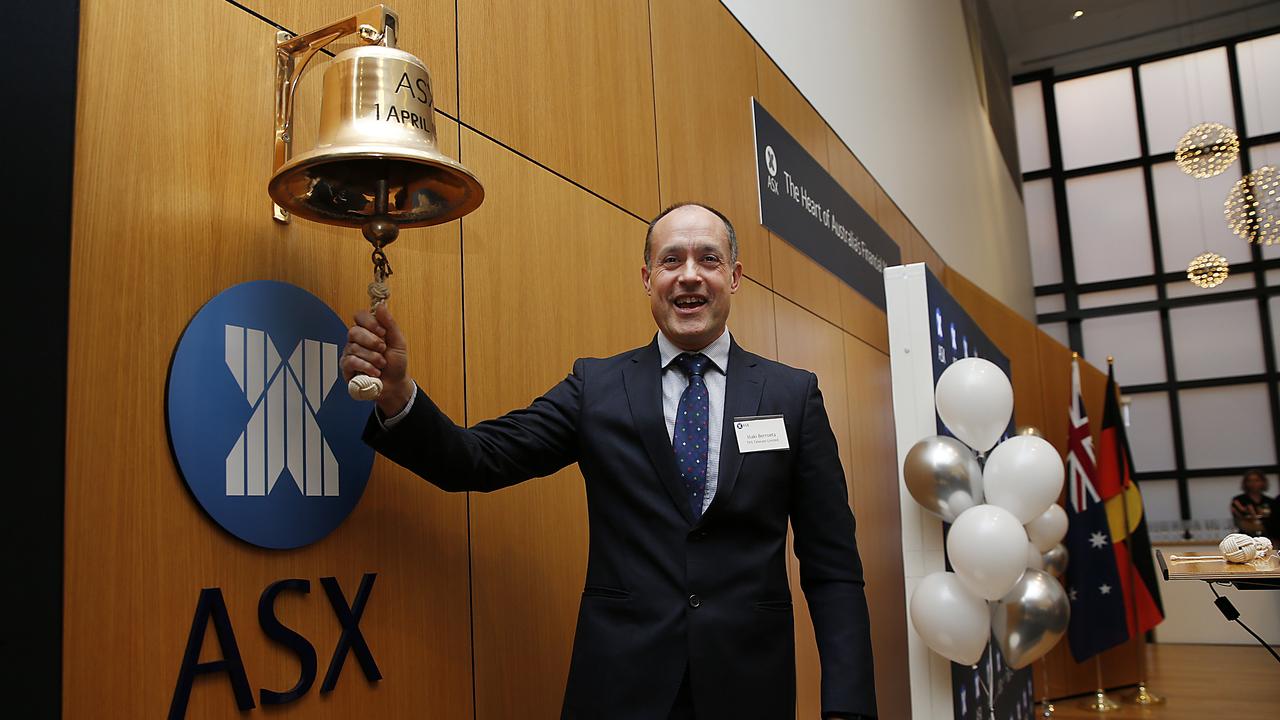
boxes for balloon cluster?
[907,358,1071,669]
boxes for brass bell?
[269,44,482,229]
[268,5,482,233]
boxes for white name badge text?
[733,415,789,453]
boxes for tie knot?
[673,352,711,379]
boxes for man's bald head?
[644,202,738,267]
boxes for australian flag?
[1064,357,1130,661]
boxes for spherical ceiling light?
[1225,165,1280,245]
[1175,122,1239,178]
[1186,252,1229,289]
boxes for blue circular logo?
[167,280,374,549]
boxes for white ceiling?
[987,0,1280,76]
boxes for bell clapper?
[348,180,400,401]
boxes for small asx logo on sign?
[167,280,375,549]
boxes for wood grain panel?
[650,0,771,286]
[235,0,460,116]
[65,1,473,716]
[874,188,911,253]
[826,128,879,217]
[732,277,778,361]
[770,232,844,327]
[843,334,910,720]
[774,298,852,719]
[755,49,830,170]
[906,224,946,278]
[943,268,1046,433]
[458,0,658,217]
[459,128,653,719]
[839,285,889,355]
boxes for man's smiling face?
[641,205,742,351]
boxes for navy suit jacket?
[364,337,877,719]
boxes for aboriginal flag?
[1096,363,1164,635]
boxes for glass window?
[1066,169,1153,284]
[1054,69,1142,170]
[1078,286,1157,310]
[1237,33,1280,137]
[1139,48,1234,155]
[1187,476,1248,522]
[1165,272,1253,299]
[1179,383,1276,469]
[1081,311,1166,385]
[1140,480,1181,527]
[1125,391,1177,473]
[1041,322,1069,347]
[1024,178,1061,286]
[1035,294,1065,315]
[1169,300,1265,380]
[1014,81,1051,173]
[1151,160,1251,272]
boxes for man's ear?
[729,260,742,293]
[641,263,652,294]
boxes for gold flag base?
[1122,682,1164,705]
[1080,689,1121,712]
[1038,700,1056,717]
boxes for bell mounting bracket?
[273,5,400,223]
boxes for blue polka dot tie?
[672,352,711,519]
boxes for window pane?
[1237,33,1280,137]
[1251,142,1280,169]
[1025,178,1061,285]
[1271,295,1280,361]
[1165,272,1253,299]
[1067,169,1153,284]
[1035,294,1064,315]
[1169,300,1265,380]
[1040,321,1069,347]
[1126,391,1176,473]
[1179,383,1276,469]
[1054,69,1142,170]
[1188,476,1247,523]
[1078,286,1157,309]
[1152,160,1251,272]
[1139,48,1234,155]
[1081,311,1166,385]
[1014,81,1051,173]
[1140,480,1181,526]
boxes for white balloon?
[934,358,1013,452]
[1026,540,1045,570]
[909,571,991,665]
[983,435,1065,524]
[1026,503,1069,553]
[947,504,1029,601]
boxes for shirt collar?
[657,328,731,375]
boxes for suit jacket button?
[688,594,701,608]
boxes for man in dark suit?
[341,203,876,719]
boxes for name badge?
[733,415,789,453]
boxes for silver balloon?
[993,569,1070,670]
[903,435,984,522]
[1042,543,1068,579]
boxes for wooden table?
[1156,549,1280,590]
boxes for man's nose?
[677,258,702,282]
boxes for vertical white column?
[224,325,245,393]
[246,403,265,495]
[225,433,245,496]
[305,411,322,496]
[287,364,305,493]
[247,328,265,405]
[267,373,284,493]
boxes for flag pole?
[1109,356,1164,706]
[1080,655,1120,712]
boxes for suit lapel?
[623,340,696,525]
[701,340,764,524]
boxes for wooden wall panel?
[770,235,845,328]
[826,128,879,217]
[839,286,889,355]
[237,0,460,116]
[905,224,946,278]
[650,0,772,285]
[732,277,779,361]
[65,0,473,716]
[943,268,1046,433]
[843,334,911,720]
[459,128,654,719]
[458,0,658,217]
[774,298,852,719]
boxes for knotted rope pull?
[349,237,396,401]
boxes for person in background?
[1230,469,1276,541]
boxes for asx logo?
[167,281,374,549]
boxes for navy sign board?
[752,98,900,309]
[167,280,375,549]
